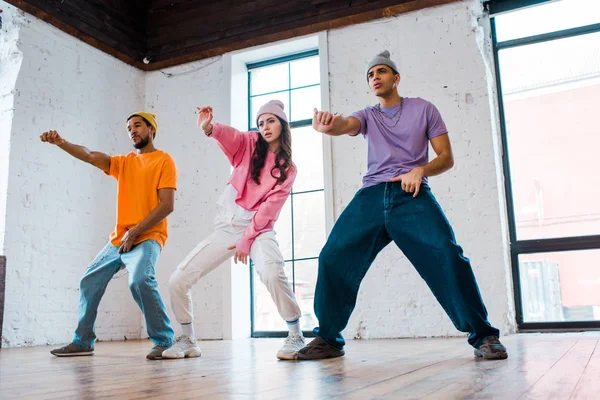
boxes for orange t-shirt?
[105,150,177,248]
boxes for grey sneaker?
[50,342,94,357]
[474,336,508,360]
[147,345,170,360]
[162,335,201,359]
[297,336,345,360]
[277,333,305,360]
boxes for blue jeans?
[313,182,499,350]
[73,240,174,348]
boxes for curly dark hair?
[250,116,293,185]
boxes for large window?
[490,0,600,328]
[247,51,326,336]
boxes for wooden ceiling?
[5,0,459,71]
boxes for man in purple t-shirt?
[297,50,507,361]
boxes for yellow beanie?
[127,112,158,138]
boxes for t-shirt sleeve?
[158,155,178,190]
[104,155,125,180]
[426,102,448,139]
[350,108,368,136]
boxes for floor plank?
[1,333,599,399]
[421,334,580,399]
[519,337,597,400]
[570,337,600,400]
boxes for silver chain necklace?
[374,97,404,127]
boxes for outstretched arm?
[40,130,110,173]
[197,106,250,166]
[312,109,361,137]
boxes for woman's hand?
[228,245,248,265]
[197,106,214,135]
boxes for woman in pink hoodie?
[164,100,304,360]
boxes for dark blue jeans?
[313,182,499,350]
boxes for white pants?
[168,206,301,325]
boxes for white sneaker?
[162,335,202,359]
[277,333,305,360]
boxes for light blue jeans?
[73,240,174,348]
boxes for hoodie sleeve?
[235,167,296,254]
[210,122,256,167]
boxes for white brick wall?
[1,0,516,348]
[143,59,232,340]
[1,2,145,347]
[327,0,515,340]
[0,3,22,254]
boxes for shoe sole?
[474,350,508,360]
[162,349,202,359]
[184,349,201,358]
[51,351,94,357]
[297,350,345,360]
[277,351,299,360]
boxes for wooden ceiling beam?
[4,0,146,69]
[4,0,461,72]
[144,0,461,71]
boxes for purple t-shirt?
[351,97,448,188]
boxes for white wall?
[1,2,146,347]
[327,0,515,339]
[0,4,24,254]
[143,58,232,339]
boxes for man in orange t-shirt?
[40,112,176,359]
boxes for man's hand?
[228,245,248,265]
[40,130,66,146]
[197,106,214,135]
[119,227,141,253]
[390,167,425,197]
[312,108,337,134]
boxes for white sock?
[181,323,195,338]
[287,319,302,336]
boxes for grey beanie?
[365,50,399,81]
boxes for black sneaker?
[474,336,508,360]
[297,336,345,360]
[147,345,170,360]
[50,342,94,357]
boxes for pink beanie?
[256,100,288,126]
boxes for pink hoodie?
[210,122,296,254]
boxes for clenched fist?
[312,108,337,134]
[40,130,66,146]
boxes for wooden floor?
[1,333,599,399]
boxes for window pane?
[253,262,293,331]
[292,126,324,193]
[291,86,321,122]
[294,259,319,331]
[250,92,290,129]
[498,32,600,240]
[292,191,326,260]
[250,63,289,95]
[274,196,292,261]
[519,249,600,323]
[495,0,600,42]
[290,56,320,88]
[249,54,325,335]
